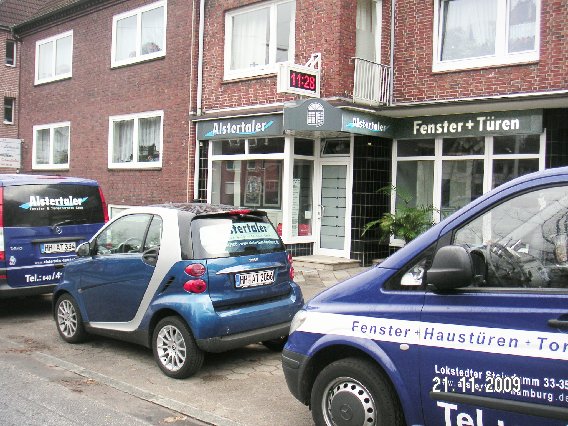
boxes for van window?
[3,184,105,227]
[191,216,284,258]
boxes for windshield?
[190,215,284,259]
[3,184,105,227]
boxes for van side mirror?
[426,245,473,291]
[76,242,92,257]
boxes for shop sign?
[197,114,284,140]
[0,138,21,168]
[284,99,342,132]
[342,111,396,138]
[397,109,543,139]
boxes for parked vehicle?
[0,174,107,297]
[283,167,568,426]
[53,203,302,378]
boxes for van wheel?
[310,358,403,426]
[153,317,204,379]
[55,294,87,343]
[262,336,287,351]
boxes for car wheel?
[311,357,403,426]
[262,336,288,351]
[55,294,87,343]
[153,316,204,379]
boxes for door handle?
[142,247,160,267]
[548,319,568,330]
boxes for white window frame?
[224,0,296,81]
[432,0,541,72]
[4,98,14,124]
[111,0,167,68]
[5,39,16,67]
[32,121,71,170]
[34,30,73,85]
[391,132,546,245]
[108,110,164,169]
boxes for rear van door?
[3,183,105,289]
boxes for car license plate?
[235,270,275,288]
[41,242,77,254]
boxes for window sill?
[35,74,72,86]
[432,54,539,73]
[3,121,14,125]
[32,165,69,171]
[223,67,279,83]
[111,52,166,69]
[108,164,163,170]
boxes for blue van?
[0,174,107,297]
[283,167,568,426]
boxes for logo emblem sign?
[307,102,325,127]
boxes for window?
[6,40,15,66]
[433,0,540,72]
[4,98,14,124]
[35,31,73,84]
[393,133,545,234]
[224,0,295,80]
[108,111,163,169]
[454,185,568,289]
[94,214,153,255]
[32,122,70,170]
[112,1,167,68]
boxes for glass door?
[315,162,350,257]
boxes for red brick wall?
[17,0,196,206]
[200,0,358,111]
[393,0,568,103]
[0,30,19,139]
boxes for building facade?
[193,0,568,265]
[13,0,198,211]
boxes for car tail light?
[288,253,294,280]
[183,279,207,293]
[98,187,109,222]
[0,187,4,263]
[185,263,206,277]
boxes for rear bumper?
[0,282,56,298]
[196,321,291,352]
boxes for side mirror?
[426,245,473,291]
[76,242,92,257]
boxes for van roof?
[0,174,99,187]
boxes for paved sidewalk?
[294,265,371,301]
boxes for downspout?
[389,0,395,106]
[187,0,197,202]
[193,0,206,201]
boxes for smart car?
[53,203,302,378]
[283,167,568,425]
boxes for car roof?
[145,203,266,217]
[0,174,99,186]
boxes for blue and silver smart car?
[283,167,568,425]
[53,203,302,378]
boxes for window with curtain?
[112,1,166,67]
[109,111,163,168]
[225,0,295,79]
[434,0,539,72]
[35,31,73,84]
[32,122,70,169]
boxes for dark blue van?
[0,174,107,297]
[283,167,568,426]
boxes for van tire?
[153,317,204,379]
[55,294,87,343]
[310,357,403,426]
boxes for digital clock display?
[289,70,318,93]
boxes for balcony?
[352,57,392,107]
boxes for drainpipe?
[389,0,395,106]
[193,0,206,201]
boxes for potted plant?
[362,185,436,244]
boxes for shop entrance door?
[315,162,351,258]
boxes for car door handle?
[142,247,160,267]
[548,319,568,330]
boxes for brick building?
[193,0,568,264]
[12,0,198,212]
[7,0,568,264]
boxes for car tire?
[153,316,204,379]
[262,336,288,351]
[310,357,403,426]
[55,294,87,343]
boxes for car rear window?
[3,184,105,227]
[190,215,284,258]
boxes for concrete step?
[293,255,361,271]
